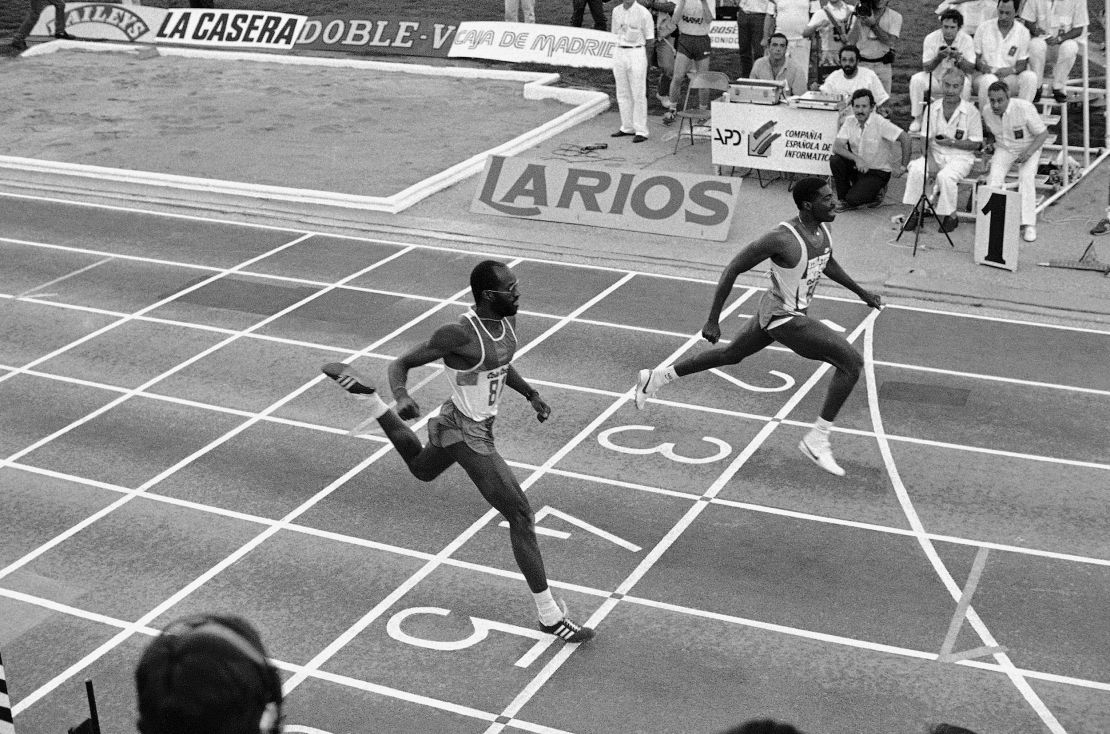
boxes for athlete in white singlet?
[634,178,883,476]
[322,261,594,643]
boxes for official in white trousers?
[505,0,536,23]
[902,70,983,233]
[610,0,655,141]
[982,80,1050,240]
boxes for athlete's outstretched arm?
[823,256,883,310]
[702,233,786,343]
[388,323,470,419]
[505,365,552,422]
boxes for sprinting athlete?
[634,177,883,476]
[323,260,594,643]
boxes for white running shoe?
[799,431,845,476]
[634,368,657,410]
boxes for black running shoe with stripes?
[539,615,595,643]
[321,363,377,395]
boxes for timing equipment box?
[728,79,785,105]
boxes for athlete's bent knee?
[840,349,863,381]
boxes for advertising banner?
[449,22,616,69]
[708,20,736,50]
[296,17,457,56]
[472,155,742,241]
[711,101,840,176]
[152,9,306,50]
[31,2,164,42]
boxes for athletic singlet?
[766,220,832,315]
[445,310,518,422]
[676,0,711,35]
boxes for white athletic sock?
[813,417,833,436]
[654,366,679,386]
[358,393,390,420]
[534,588,563,625]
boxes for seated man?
[830,88,911,210]
[974,0,1038,109]
[982,80,1050,241]
[1022,0,1088,103]
[901,69,983,233]
[908,8,975,133]
[750,32,808,96]
[818,44,889,121]
[935,0,996,37]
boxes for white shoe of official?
[909,117,922,134]
[634,369,659,410]
[799,431,845,476]
[1022,225,1037,242]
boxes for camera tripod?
[896,84,955,256]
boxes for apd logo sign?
[472,155,741,240]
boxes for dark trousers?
[15,0,65,40]
[736,10,768,78]
[571,0,606,31]
[830,153,891,208]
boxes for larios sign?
[154,9,306,49]
[297,17,456,56]
[472,156,741,240]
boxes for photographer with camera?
[908,8,975,133]
[804,0,854,82]
[846,0,901,93]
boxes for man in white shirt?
[610,0,656,142]
[830,88,911,209]
[751,31,808,95]
[974,0,1038,109]
[909,8,976,133]
[737,0,775,78]
[982,80,1051,241]
[803,0,853,80]
[1021,0,1088,104]
[846,0,902,92]
[819,44,889,120]
[901,69,983,234]
[935,0,996,36]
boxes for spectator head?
[941,68,967,101]
[939,9,963,42]
[718,719,806,734]
[850,88,876,123]
[987,79,1012,116]
[995,0,1017,27]
[135,614,283,734]
[838,45,860,74]
[767,33,789,61]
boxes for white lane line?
[862,321,1067,734]
[6,282,1109,398]
[482,309,881,734]
[11,256,114,300]
[0,231,314,391]
[6,193,1110,336]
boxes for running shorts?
[428,399,497,456]
[676,33,711,61]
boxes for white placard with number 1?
[974,186,1020,272]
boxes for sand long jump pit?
[0,42,608,215]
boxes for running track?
[1,192,1109,734]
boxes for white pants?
[504,0,535,23]
[909,71,971,118]
[613,46,649,137]
[1028,37,1079,91]
[902,151,975,216]
[987,146,1041,226]
[977,71,1038,108]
